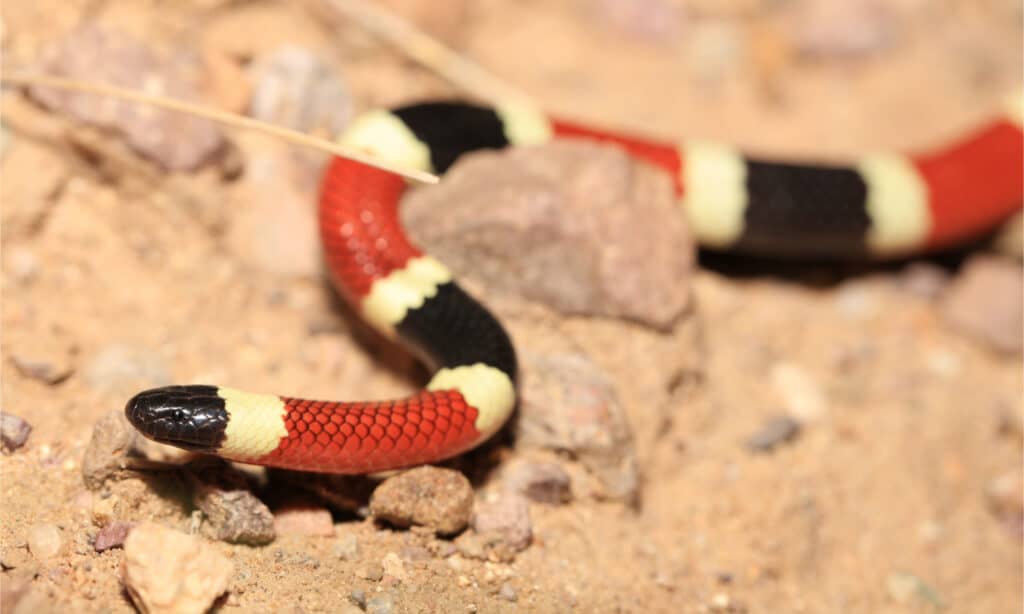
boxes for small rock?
[502,460,572,504]
[9,344,75,385]
[898,262,950,301]
[746,416,802,453]
[517,353,639,503]
[273,501,334,537]
[498,583,518,602]
[350,589,367,608]
[0,142,68,238]
[369,466,474,535]
[194,478,276,545]
[249,46,351,136]
[404,141,693,329]
[333,534,361,561]
[27,524,62,560]
[122,522,233,614]
[467,492,532,559]
[985,470,1023,536]
[94,521,133,552]
[365,592,395,614]
[81,410,192,489]
[770,362,828,421]
[942,254,1023,353]
[1,412,32,453]
[30,23,225,170]
[84,344,172,394]
[357,563,384,582]
[381,552,407,581]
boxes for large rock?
[403,140,694,329]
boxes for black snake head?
[124,385,228,452]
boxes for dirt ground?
[2,1,1022,613]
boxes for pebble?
[194,479,276,545]
[81,410,192,489]
[746,416,802,453]
[941,254,1023,353]
[770,362,828,421]
[122,522,234,614]
[517,353,639,503]
[333,534,361,561]
[498,583,518,602]
[365,592,395,614]
[466,492,533,559]
[357,563,384,582]
[404,141,693,329]
[30,24,225,170]
[381,552,407,581]
[94,521,133,552]
[502,460,572,504]
[985,470,1023,536]
[84,344,172,394]
[1,412,32,452]
[248,46,351,136]
[27,524,62,560]
[9,345,74,385]
[369,466,474,535]
[272,501,335,537]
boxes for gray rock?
[81,410,193,490]
[194,481,276,545]
[942,254,1023,353]
[30,24,225,171]
[1,413,32,453]
[404,140,693,329]
[369,466,474,535]
[746,416,802,453]
[517,353,639,503]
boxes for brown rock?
[81,410,193,490]
[194,478,276,545]
[272,500,335,537]
[1,412,32,453]
[471,492,532,552]
[29,24,225,171]
[369,466,474,534]
[122,522,233,614]
[517,353,639,503]
[404,140,693,329]
[94,521,134,552]
[8,337,75,385]
[942,255,1023,353]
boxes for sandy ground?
[2,1,1022,613]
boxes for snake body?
[126,99,1023,474]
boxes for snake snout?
[124,385,229,452]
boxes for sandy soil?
[2,1,1022,613]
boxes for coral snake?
[126,98,1023,474]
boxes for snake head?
[124,385,228,453]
